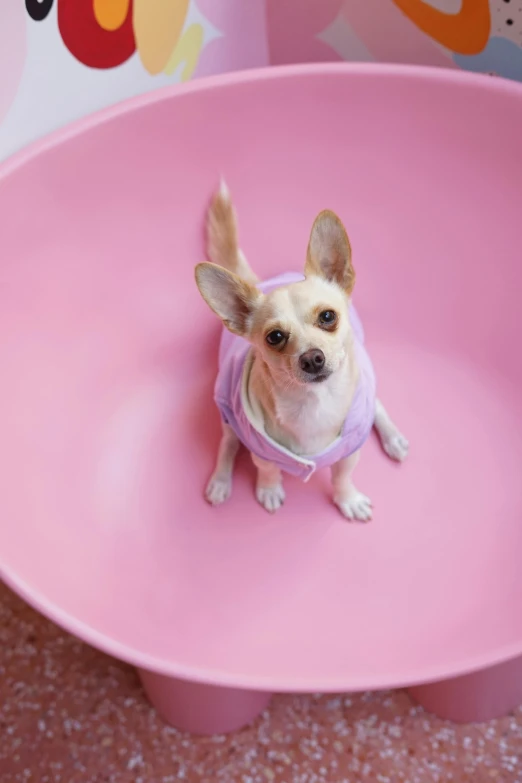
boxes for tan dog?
[196,182,408,520]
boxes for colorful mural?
[25,0,204,76]
[390,0,522,78]
[194,0,269,77]
[0,0,521,161]
[392,0,491,55]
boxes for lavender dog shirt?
[214,272,376,481]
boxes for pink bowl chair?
[0,64,522,734]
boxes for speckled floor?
[0,584,520,783]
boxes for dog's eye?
[319,310,337,325]
[266,330,285,346]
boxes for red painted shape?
[58,0,136,69]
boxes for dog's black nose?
[299,349,325,375]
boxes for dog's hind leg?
[374,399,409,462]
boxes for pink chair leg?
[139,669,272,735]
[408,655,522,723]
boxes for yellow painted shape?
[93,0,131,32]
[133,0,190,75]
[392,0,490,55]
[164,23,203,80]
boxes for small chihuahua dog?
[195,182,408,520]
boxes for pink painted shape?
[195,0,269,76]
[0,66,522,703]
[342,0,457,68]
[0,1,27,123]
[266,0,344,65]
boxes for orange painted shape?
[94,0,131,32]
[392,0,490,56]
[133,0,190,75]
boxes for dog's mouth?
[293,368,333,385]
[308,372,331,384]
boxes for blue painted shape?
[454,36,522,82]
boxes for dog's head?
[195,210,355,386]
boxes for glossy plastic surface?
[0,65,521,700]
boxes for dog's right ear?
[195,262,261,336]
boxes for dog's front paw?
[205,476,232,506]
[335,491,373,522]
[256,483,285,513]
[382,431,409,462]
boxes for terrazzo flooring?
[0,583,520,783]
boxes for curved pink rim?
[1,63,522,692]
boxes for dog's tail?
[206,179,257,283]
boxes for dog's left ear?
[305,210,355,295]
